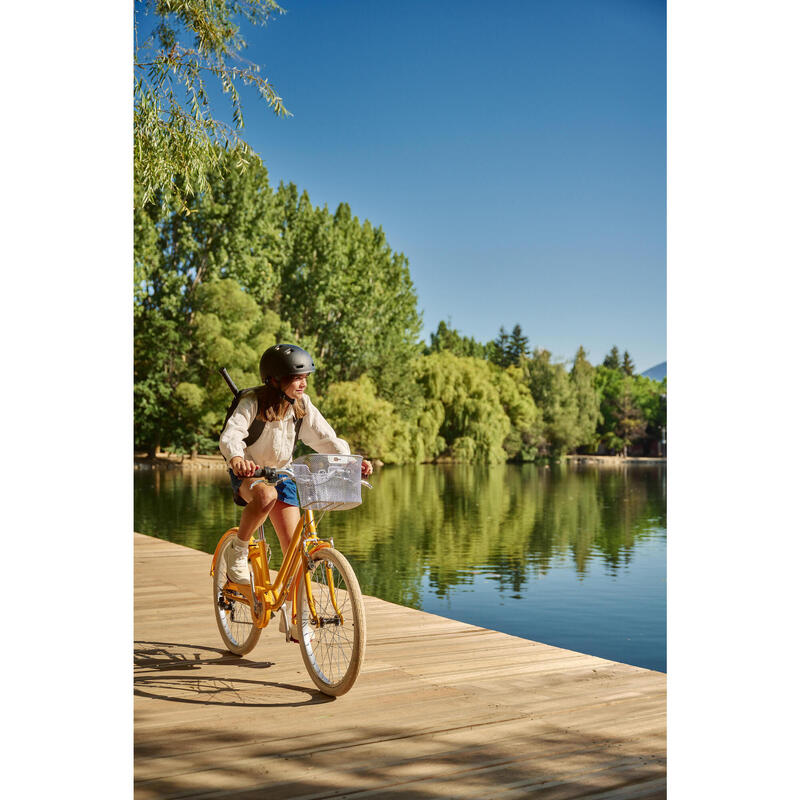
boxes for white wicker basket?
[291,453,363,511]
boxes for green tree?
[490,325,514,367]
[594,364,623,452]
[570,346,602,451]
[610,383,647,456]
[495,365,543,460]
[272,195,422,409]
[490,323,529,368]
[428,320,487,359]
[164,151,281,308]
[594,366,654,455]
[321,375,414,464]
[526,349,581,458]
[414,352,512,463]
[622,350,635,376]
[630,375,667,451]
[133,155,293,454]
[508,324,530,364]
[603,345,621,371]
[134,0,288,208]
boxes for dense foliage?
[134,157,665,462]
[134,0,288,209]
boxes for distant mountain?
[640,361,666,381]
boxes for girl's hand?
[231,457,258,477]
[361,459,373,477]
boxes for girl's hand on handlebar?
[230,457,258,477]
[361,459,373,477]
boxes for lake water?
[134,462,666,672]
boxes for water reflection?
[134,462,666,670]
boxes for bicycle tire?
[297,548,366,696]
[212,530,261,655]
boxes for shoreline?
[565,454,666,466]
[134,452,666,470]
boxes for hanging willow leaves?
[134,0,289,210]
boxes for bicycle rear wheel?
[212,531,261,655]
[297,548,366,696]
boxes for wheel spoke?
[298,549,365,695]
[212,533,261,655]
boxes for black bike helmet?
[259,343,316,384]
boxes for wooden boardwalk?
[134,533,666,799]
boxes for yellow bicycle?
[210,455,369,696]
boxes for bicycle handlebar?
[249,466,372,490]
[251,466,294,484]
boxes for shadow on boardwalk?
[135,640,334,710]
[134,639,665,799]
[134,534,666,799]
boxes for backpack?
[219,368,303,452]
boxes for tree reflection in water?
[134,462,666,605]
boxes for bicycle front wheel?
[297,548,366,696]
[212,530,261,656]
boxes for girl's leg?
[224,481,279,583]
[269,501,303,636]
[269,500,302,555]
[236,481,279,542]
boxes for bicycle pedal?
[217,594,233,612]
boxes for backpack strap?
[244,416,266,447]
[290,404,304,458]
[223,389,303,455]
[244,402,302,455]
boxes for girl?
[219,343,372,638]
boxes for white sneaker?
[226,540,251,584]
[292,622,314,643]
[278,604,314,643]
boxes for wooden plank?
[134,533,665,799]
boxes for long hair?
[254,378,308,422]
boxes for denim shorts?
[228,469,299,508]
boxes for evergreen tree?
[622,350,635,376]
[428,320,486,359]
[490,325,516,368]
[508,324,530,364]
[603,345,621,371]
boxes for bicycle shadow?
[134,640,335,708]
[134,640,270,671]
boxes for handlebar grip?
[253,467,279,482]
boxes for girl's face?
[282,373,309,401]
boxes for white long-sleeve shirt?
[219,393,350,469]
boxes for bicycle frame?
[210,508,340,630]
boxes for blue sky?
[137,0,665,371]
